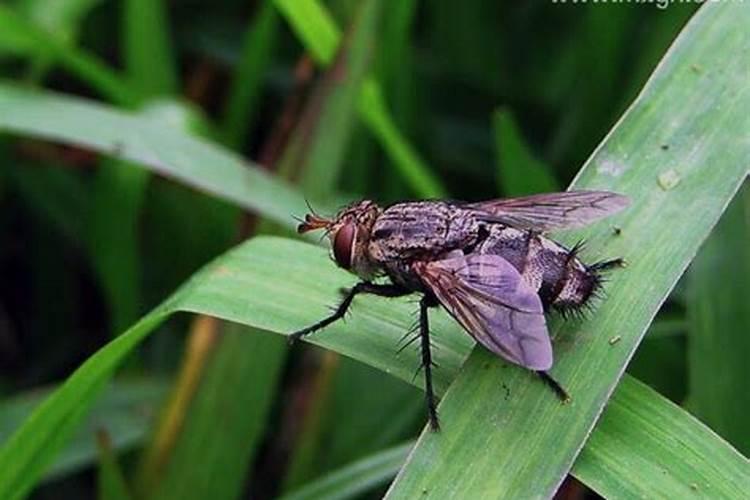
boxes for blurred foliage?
[0,0,746,499]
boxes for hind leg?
[536,371,570,403]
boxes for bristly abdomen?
[476,225,620,316]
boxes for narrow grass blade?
[15,0,105,37]
[0,5,140,106]
[285,0,380,199]
[357,81,446,198]
[687,185,749,454]
[279,441,413,500]
[122,0,177,97]
[96,430,134,500]
[386,3,749,497]
[0,379,167,482]
[144,324,286,500]
[0,310,169,500]
[273,0,446,198]
[220,3,279,149]
[492,107,558,196]
[88,158,149,333]
[273,0,340,65]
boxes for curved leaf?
[0,83,307,229]
[1,237,747,499]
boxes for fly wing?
[466,190,629,232]
[414,251,552,370]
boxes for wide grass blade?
[1,236,747,499]
[0,83,308,229]
[574,377,749,498]
[386,3,749,497]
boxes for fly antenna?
[305,197,323,218]
[297,198,331,234]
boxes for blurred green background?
[0,1,747,499]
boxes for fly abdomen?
[477,226,601,313]
[547,250,600,314]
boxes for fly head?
[297,200,383,279]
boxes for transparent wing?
[466,190,629,231]
[414,251,552,370]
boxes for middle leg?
[419,294,440,431]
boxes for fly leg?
[419,294,441,431]
[536,371,571,403]
[289,282,410,344]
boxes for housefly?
[291,190,629,431]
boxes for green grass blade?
[357,81,446,198]
[687,185,750,454]
[0,310,169,500]
[0,83,308,229]
[16,0,104,41]
[386,3,749,497]
[276,2,386,490]
[273,0,340,65]
[145,325,286,500]
[273,0,446,198]
[279,441,413,500]
[88,158,149,333]
[0,379,167,482]
[220,2,279,149]
[6,162,88,246]
[17,0,106,84]
[1,236,747,499]
[290,0,380,199]
[0,5,140,106]
[573,377,749,498]
[96,430,134,500]
[315,358,421,476]
[122,0,177,97]
[492,107,558,196]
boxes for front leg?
[289,282,411,344]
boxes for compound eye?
[333,223,357,270]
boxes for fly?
[291,190,629,431]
